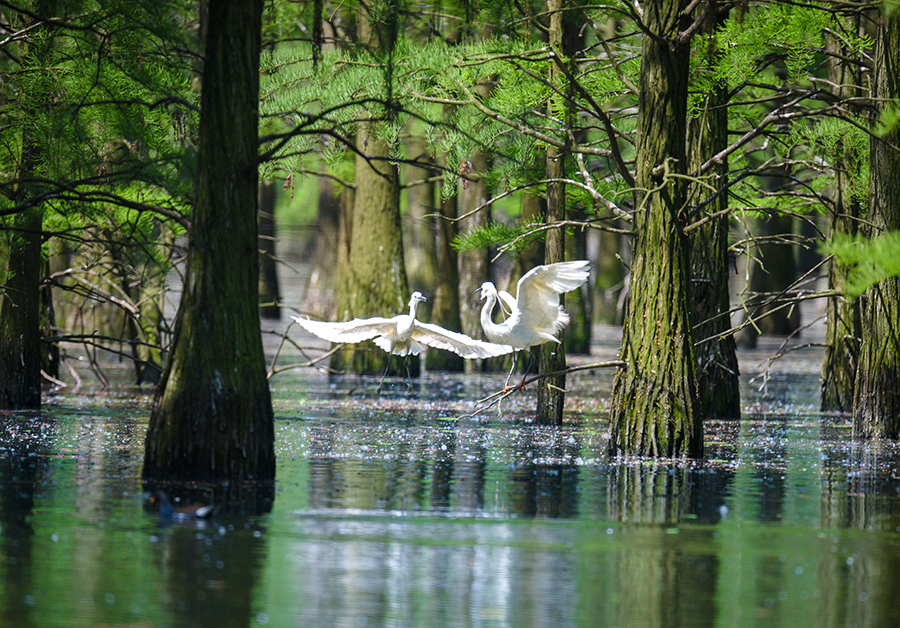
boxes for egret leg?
[518,350,536,390]
[404,356,413,389]
[504,354,518,389]
[376,357,393,394]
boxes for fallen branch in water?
[459,359,626,420]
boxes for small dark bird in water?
[150,490,215,521]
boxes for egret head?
[409,292,427,306]
[477,282,496,300]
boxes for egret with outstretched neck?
[478,260,590,387]
[293,292,514,391]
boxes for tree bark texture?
[0,209,42,409]
[609,0,702,457]
[330,130,411,377]
[853,10,900,439]
[329,2,410,379]
[143,0,275,486]
[0,3,55,409]
[535,0,568,425]
[687,60,740,419]
[821,29,863,412]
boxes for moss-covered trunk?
[852,10,900,439]
[821,28,863,413]
[536,141,567,425]
[143,0,274,487]
[687,46,740,420]
[609,0,701,457]
[535,0,571,425]
[330,130,410,377]
[329,2,410,380]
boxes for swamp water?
[2,339,900,628]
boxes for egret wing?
[413,321,516,359]
[515,261,590,335]
[292,315,396,345]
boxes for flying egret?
[478,260,591,387]
[292,292,514,391]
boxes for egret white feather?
[292,292,514,389]
[478,260,590,386]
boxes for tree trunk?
[330,130,411,377]
[594,227,627,324]
[535,0,569,425]
[736,210,801,347]
[609,0,702,457]
[425,154,464,372]
[301,176,341,318]
[687,39,740,420]
[143,0,275,491]
[403,129,437,293]
[536,143,567,425]
[821,28,863,413]
[258,181,281,320]
[329,2,410,380]
[0,209,42,409]
[457,146,492,373]
[853,9,900,439]
[0,3,55,409]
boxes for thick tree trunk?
[535,0,569,425]
[0,4,54,409]
[609,0,701,457]
[330,130,411,377]
[687,61,740,419]
[143,0,275,490]
[329,3,410,380]
[536,144,567,425]
[853,10,900,439]
[821,29,863,413]
[0,209,42,409]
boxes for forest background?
[1,0,899,488]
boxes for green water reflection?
[1,379,900,628]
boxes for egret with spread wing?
[478,260,591,387]
[292,292,514,391]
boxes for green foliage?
[452,217,545,255]
[790,117,869,205]
[826,232,900,298]
[712,4,829,87]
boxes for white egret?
[478,260,591,386]
[292,292,514,390]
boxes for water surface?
[2,345,900,628]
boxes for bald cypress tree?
[852,8,900,439]
[608,0,702,457]
[143,0,275,490]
